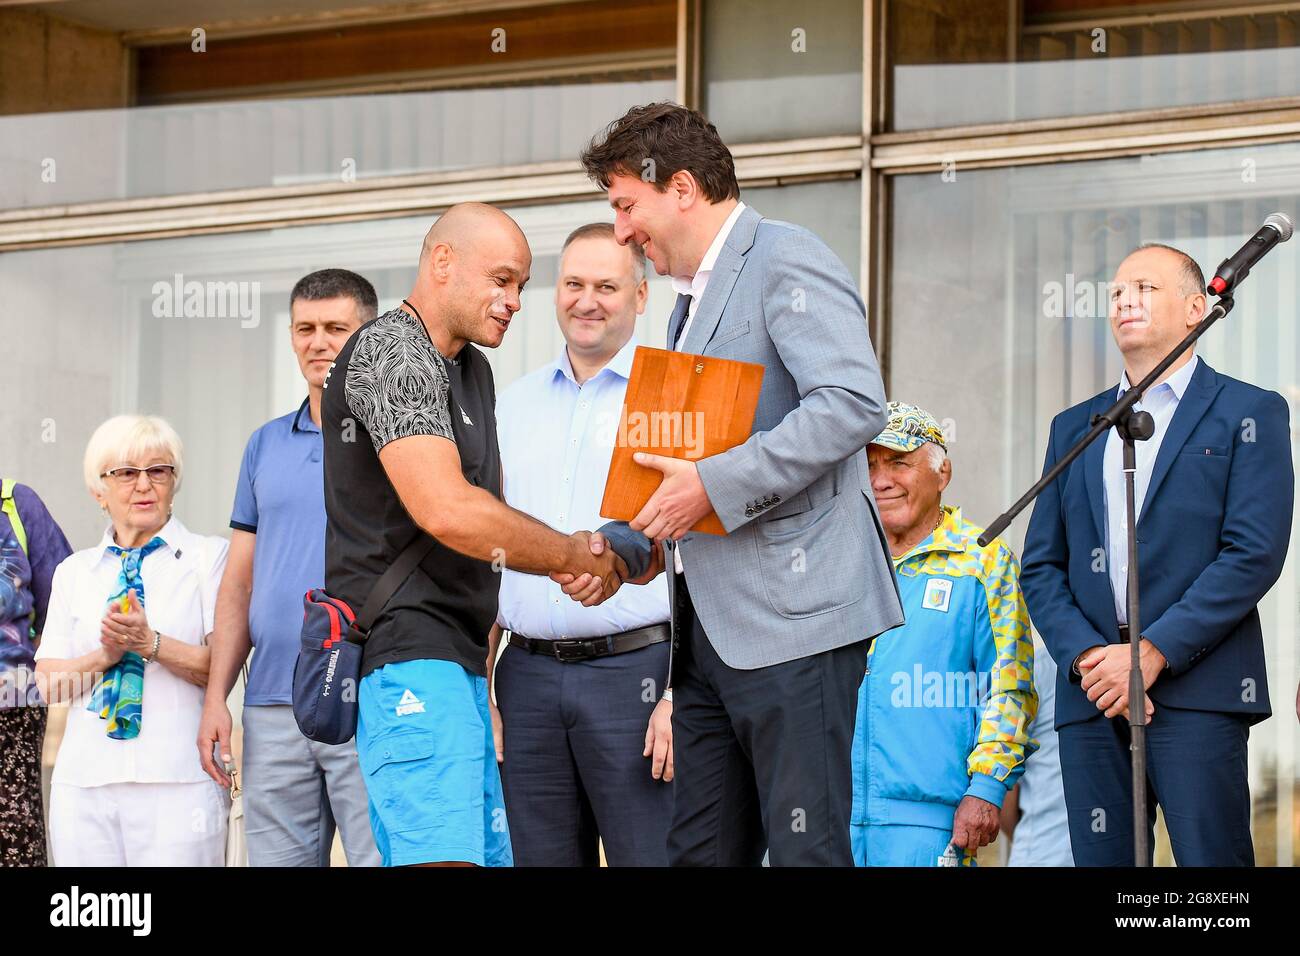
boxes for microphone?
[1207,213,1293,295]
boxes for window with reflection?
[889,0,1300,130]
[702,0,863,143]
[888,141,1300,864]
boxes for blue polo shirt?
[231,398,324,706]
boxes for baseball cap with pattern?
[870,401,947,453]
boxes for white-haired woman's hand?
[98,635,127,666]
[100,589,156,658]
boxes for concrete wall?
[0,8,129,116]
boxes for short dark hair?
[1135,243,1207,297]
[561,222,646,283]
[289,268,379,318]
[581,102,740,203]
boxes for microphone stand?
[979,292,1235,867]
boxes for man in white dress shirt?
[489,223,673,866]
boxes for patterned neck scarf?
[88,536,165,739]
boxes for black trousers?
[495,640,672,866]
[667,578,868,866]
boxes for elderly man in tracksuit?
[852,403,1039,866]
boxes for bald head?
[1127,243,1206,297]
[421,202,527,263]
[413,202,532,354]
[1109,242,1206,367]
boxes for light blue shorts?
[357,659,512,867]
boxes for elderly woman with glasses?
[35,415,230,866]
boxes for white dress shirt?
[495,338,670,639]
[670,200,747,352]
[36,516,228,787]
[1103,354,1199,624]
[669,200,747,573]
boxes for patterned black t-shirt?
[322,307,501,679]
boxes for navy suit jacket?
[1021,358,1293,729]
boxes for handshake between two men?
[548,451,709,605]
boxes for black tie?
[668,293,692,351]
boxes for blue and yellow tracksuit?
[852,505,1038,866]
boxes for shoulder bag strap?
[351,533,438,641]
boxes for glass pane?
[746,178,862,285]
[703,0,862,142]
[889,0,1300,131]
[889,142,1300,863]
[0,202,683,549]
[0,79,674,210]
[0,176,858,549]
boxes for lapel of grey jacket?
[680,205,761,355]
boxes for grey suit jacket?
[604,205,903,669]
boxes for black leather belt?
[1118,624,1131,644]
[508,623,670,662]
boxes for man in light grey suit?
[558,103,903,866]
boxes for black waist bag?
[292,535,435,745]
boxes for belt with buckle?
[508,623,670,662]
[1118,624,1131,644]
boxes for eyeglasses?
[101,465,177,485]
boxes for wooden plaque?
[600,346,764,535]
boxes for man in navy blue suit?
[1021,243,1294,866]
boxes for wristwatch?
[661,687,673,703]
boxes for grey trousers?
[242,704,380,867]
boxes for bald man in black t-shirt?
[322,203,654,867]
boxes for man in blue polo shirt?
[199,269,381,867]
